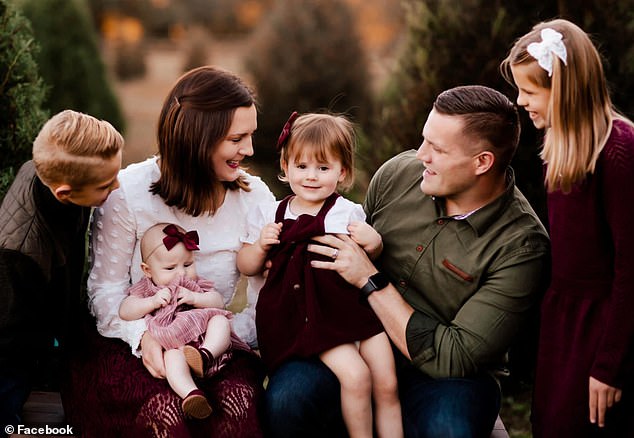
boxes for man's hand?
[140,331,166,378]
[307,234,376,289]
[589,376,622,427]
[308,233,414,357]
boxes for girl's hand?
[589,376,622,427]
[176,287,196,306]
[153,288,171,308]
[348,221,383,259]
[258,222,283,251]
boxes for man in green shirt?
[265,85,550,437]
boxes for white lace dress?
[87,156,275,354]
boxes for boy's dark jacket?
[0,161,90,378]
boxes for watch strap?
[360,272,389,300]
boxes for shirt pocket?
[441,258,474,282]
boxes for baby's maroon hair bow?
[276,111,299,151]
[162,224,200,251]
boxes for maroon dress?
[255,193,384,371]
[62,321,264,438]
[531,120,634,437]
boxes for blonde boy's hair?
[279,113,356,190]
[500,19,633,193]
[32,110,124,187]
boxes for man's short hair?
[32,110,124,187]
[434,85,520,171]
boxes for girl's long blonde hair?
[501,19,619,193]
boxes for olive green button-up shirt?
[364,150,550,378]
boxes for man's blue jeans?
[265,357,500,438]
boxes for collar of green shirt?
[434,168,516,237]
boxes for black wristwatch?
[360,272,389,300]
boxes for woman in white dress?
[63,66,275,437]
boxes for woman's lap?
[62,327,265,437]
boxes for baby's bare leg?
[200,315,231,357]
[164,348,198,399]
[359,332,403,438]
[320,343,372,438]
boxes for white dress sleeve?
[241,201,278,245]
[87,187,146,355]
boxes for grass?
[500,382,533,438]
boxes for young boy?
[0,110,124,427]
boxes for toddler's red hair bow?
[276,111,299,151]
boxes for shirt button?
[399,280,407,287]
[305,317,308,323]
[416,245,424,252]
[293,284,301,291]
[437,219,445,225]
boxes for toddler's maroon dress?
[256,193,384,371]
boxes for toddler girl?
[238,112,403,438]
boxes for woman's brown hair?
[151,66,256,215]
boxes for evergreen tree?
[19,0,125,132]
[245,0,374,197]
[373,0,554,173]
[556,0,634,119]
[0,0,48,199]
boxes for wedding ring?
[331,249,339,260]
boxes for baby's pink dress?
[127,276,232,350]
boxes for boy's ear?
[338,168,347,183]
[140,262,153,279]
[52,184,73,202]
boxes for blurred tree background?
[0,0,48,198]
[18,0,125,132]
[245,0,375,197]
[2,0,634,434]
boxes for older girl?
[501,19,634,437]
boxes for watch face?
[370,272,389,290]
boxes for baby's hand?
[348,221,383,258]
[176,286,196,306]
[153,288,171,308]
[258,222,283,251]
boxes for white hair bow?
[527,28,567,77]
